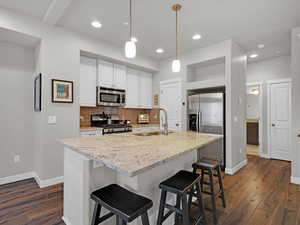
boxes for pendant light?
[125,0,136,58]
[172,4,182,73]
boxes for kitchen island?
[62,131,221,225]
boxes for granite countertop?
[80,127,103,132]
[62,131,221,177]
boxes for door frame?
[267,78,292,160]
[160,78,182,131]
[246,82,264,157]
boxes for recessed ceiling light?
[123,22,129,26]
[258,44,265,49]
[276,50,281,54]
[131,37,138,42]
[192,34,202,40]
[91,20,102,28]
[249,53,258,58]
[156,48,164,53]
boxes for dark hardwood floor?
[0,155,299,225]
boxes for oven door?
[98,87,126,107]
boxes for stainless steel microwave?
[97,87,126,107]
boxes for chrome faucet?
[159,108,168,135]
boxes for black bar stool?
[156,170,207,225]
[192,158,226,225]
[91,184,153,225]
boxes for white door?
[160,79,182,131]
[113,64,127,89]
[139,72,152,108]
[80,56,97,107]
[126,68,139,108]
[98,60,114,88]
[269,81,291,161]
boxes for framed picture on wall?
[34,73,42,111]
[52,79,73,103]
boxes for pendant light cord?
[130,0,132,40]
[176,9,179,59]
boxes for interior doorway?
[246,83,263,157]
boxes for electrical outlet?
[14,155,20,163]
[48,116,56,124]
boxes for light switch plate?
[48,116,56,124]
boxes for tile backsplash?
[80,106,160,127]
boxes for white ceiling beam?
[43,0,73,25]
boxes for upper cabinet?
[113,64,127,89]
[139,71,153,108]
[80,56,97,107]
[126,68,140,108]
[98,60,114,88]
[126,69,153,109]
[98,61,126,90]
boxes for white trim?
[34,173,64,188]
[0,172,36,185]
[62,216,72,225]
[0,172,63,188]
[291,176,300,185]
[259,153,270,159]
[225,159,248,175]
[266,78,292,85]
[186,79,226,91]
[246,82,264,157]
[160,78,182,85]
[267,80,292,161]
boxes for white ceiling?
[0,28,40,48]
[0,0,52,19]
[0,0,299,62]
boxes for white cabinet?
[139,72,152,108]
[126,68,140,108]
[126,69,153,108]
[98,61,126,89]
[80,56,97,107]
[98,60,114,88]
[113,64,126,89]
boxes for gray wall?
[291,27,300,179]
[246,56,291,157]
[0,8,158,181]
[0,42,35,177]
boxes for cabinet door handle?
[271,124,276,127]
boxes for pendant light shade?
[172,59,181,73]
[172,4,182,73]
[125,40,136,58]
[125,0,136,58]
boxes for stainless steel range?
[91,113,132,135]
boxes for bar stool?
[156,170,207,225]
[192,158,226,225]
[91,184,153,225]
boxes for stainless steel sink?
[133,131,174,136]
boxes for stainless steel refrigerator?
[187,87,226,169]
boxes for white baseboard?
[0,172,36,185]
[259,153,270,159]
[291,176,300,185]
[0,171,63,188]
[225,159,248,175]
[62,216,72,225]
[34,173,64,188]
